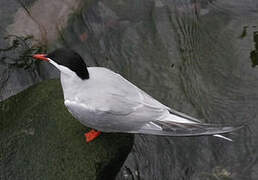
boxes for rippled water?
[2,0,258,179]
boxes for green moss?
[0,79,133,180]
[250,31,258,68]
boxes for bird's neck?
[60,72,84,100]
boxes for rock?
[0,79,134,180]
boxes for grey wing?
[79,69,170,116]
[67,70,170,131]
[78,69,201,123]
[130,84,201,123]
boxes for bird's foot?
[85,130,101,143]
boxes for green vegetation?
[0,35,46,70]
[0,34,47,99]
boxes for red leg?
[84,130,101,143]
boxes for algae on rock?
[0,79,133,180]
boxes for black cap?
[47,48,89,80]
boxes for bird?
[33,48,242,142]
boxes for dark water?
[2,0,258,179]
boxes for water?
[1,0,258,179]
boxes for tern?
[33,48,241,142]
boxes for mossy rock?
[0,79,134,180]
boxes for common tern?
[33,48,241,142]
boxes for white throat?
[49,59,84,100]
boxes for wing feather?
[75,68,169,117]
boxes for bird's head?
[33,48,89,80]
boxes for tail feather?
[139,120,243,137]
[137,113,244,141]
[213,134,233,141]
[158,121,242,136]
